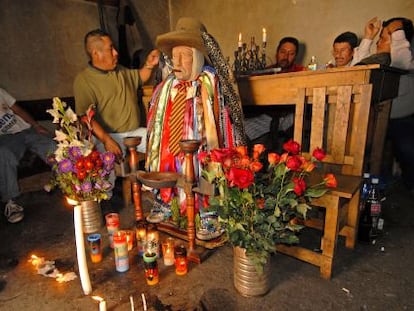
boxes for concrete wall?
[0,0,168,100]
[170,0,414,68]
[1,0,413,100]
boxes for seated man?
[0,88,56,223]
[266,37,306,73]
[146,17,245,225]
[331,17,381,67]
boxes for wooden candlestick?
[179,139,200,257]
[123,136,144,221]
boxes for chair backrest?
[294,84,372,177]
[243,83,373,177]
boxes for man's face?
[333,42,354,67]
[376,29,391,53]
[276,42,297,70]
[172,46,193,81]
[93,36,118,71]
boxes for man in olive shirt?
[74,29,159,158]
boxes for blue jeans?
[0,128,56,202]
[389,116,414,190]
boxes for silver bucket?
[80,200,103,234]
[233,246,270,297]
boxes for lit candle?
[74,204,92,295]
[238,32,242,48]
[92,296,107,311]
[262,28,267,43]
[130,295,135,311]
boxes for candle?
[141,293,147,311]
[162,237,175,266]
[238,32,242,48]
[130,295,135,311]
[136,225,147,256]
[92,296,107,311]
[262,28,267,43]
[146,227,160,257]
[74,204,92,295]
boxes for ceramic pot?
[233,246,270,297]
[80,200,102,233]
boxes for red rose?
[268,153,280,165]
[253,144,266,156]
[286,155,302,171]
[312,147,326,161]
[240,155,251,168]
[256,198,265,209]
[293,177,306,196]
[226,167,254,189]
[250,161,263,173]
[283,139,301,155]
[211,148,237,164]
[197,151,209,164]
[235,146,248,157]
[324,173,337,188]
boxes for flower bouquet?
[200,140,337,273]
[46,97,115,202]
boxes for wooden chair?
[272,84,373,279]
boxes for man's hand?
[145,49,160,68]
[364,16,381,40]
[103,136,123,160]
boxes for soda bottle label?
[370,202,381,215]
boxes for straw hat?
[156,17,209,60]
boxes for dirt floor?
[1,178,413,311]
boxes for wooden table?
[237,64,403,175]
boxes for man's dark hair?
[333,32,358,49]
[84,29,111,58]
[276,37,299,53]
[383,17,414,42]
[84,29,110,46]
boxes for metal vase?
[233,246,270,297]
[80,200,103,234]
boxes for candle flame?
[92,296,104,302]
[29,254,42,267]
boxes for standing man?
[383,17,414,195]
[0,88,56,223]
[267,37,306,73]
[74,29,159,158]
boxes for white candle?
[262,28,267,43]
[92,296,107,311]
[238,32,242,48]
[130,295,135,311]
[74,204,92,295]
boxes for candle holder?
[123,136,143,221]
[178,139,200,261]
[233,34,267,77]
